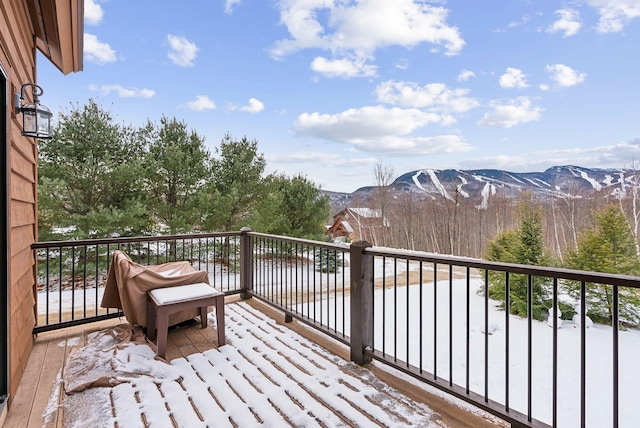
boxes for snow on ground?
[36,266,239,320]
[60,302,444,427]
[47,257,639,427]
[425,169,454,201]
[478,182,493,209]
[299,278,640,427]
[576,169,603,191]
[38,287,106,318]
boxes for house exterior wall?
[1,0,40,403]
[327,208,389,244]
[1,0,83,406]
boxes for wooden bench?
[147,282,225,358]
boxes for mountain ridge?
[322,165,635,210]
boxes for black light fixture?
[14,83,53,139]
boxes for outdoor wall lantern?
[14,83,53,139]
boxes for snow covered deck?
[6,298,501,428]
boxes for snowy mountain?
[323,165,635,210]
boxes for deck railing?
[32,232,243,333]
[32,230,640,427]
[245,232,351,343]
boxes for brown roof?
[28,0,84,74]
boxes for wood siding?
[1,0,39,404]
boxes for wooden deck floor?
[4,298,504,428]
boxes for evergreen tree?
[38,99,151,239]
[315,247,341,273]
[203,134,266,231]
[485,195,552,320]
[485,230,519,264]
[142,116,211,234]
[485,229,518,304]
[565,204,640,325]
[250,174,330,238]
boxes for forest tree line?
[358,164,640,262]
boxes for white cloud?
[270,0,465,77]
[268,151,377,167]
[310,57,377,78]
[224,0,241,14]
[537,139,640,166]
[84,0,104,26]
[293,105,473,155]
[545,64,586,87]
[508,15,531,29]
[167,34,199,67]
[296,106,441,140]
[84,34,116,64]
[463,154,532,170]
[464,137,640,171]
[266,152,380,191]
[350,134,472,155]
[187,95,216,111]
[395,58,409,70]
[240,98,265,113]
[592,137,640,165]
[588,0,640,33]
[88,84,155,98]
[546,9,582,37]
[458,69,475,82]
[499,67,528,89]
[493,15,531,33]
[269,152,342,164]
[375,80,479,114]
[478,97,543,128]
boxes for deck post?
[350,240,373,365]
[240,227,253,299]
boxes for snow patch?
[425,169,454,201]
[477,182,492,209]
[42,370,63,425]
[566,166,603,191]
[533,178,551,187]
[412,170,429,192]
[523,177,542,188]
[59,337,81,348]
[505,173,525,184]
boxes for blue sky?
[37,0,640,193]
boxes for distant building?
[326,208,389,243]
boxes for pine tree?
[485,195,552,320]
[315,247,341,273]
[203,134,266,232]
[249,174,330,239]
[142,116,211,234]
[485,229,518,303]
[565,205,640,326]
[38,99,151,239]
